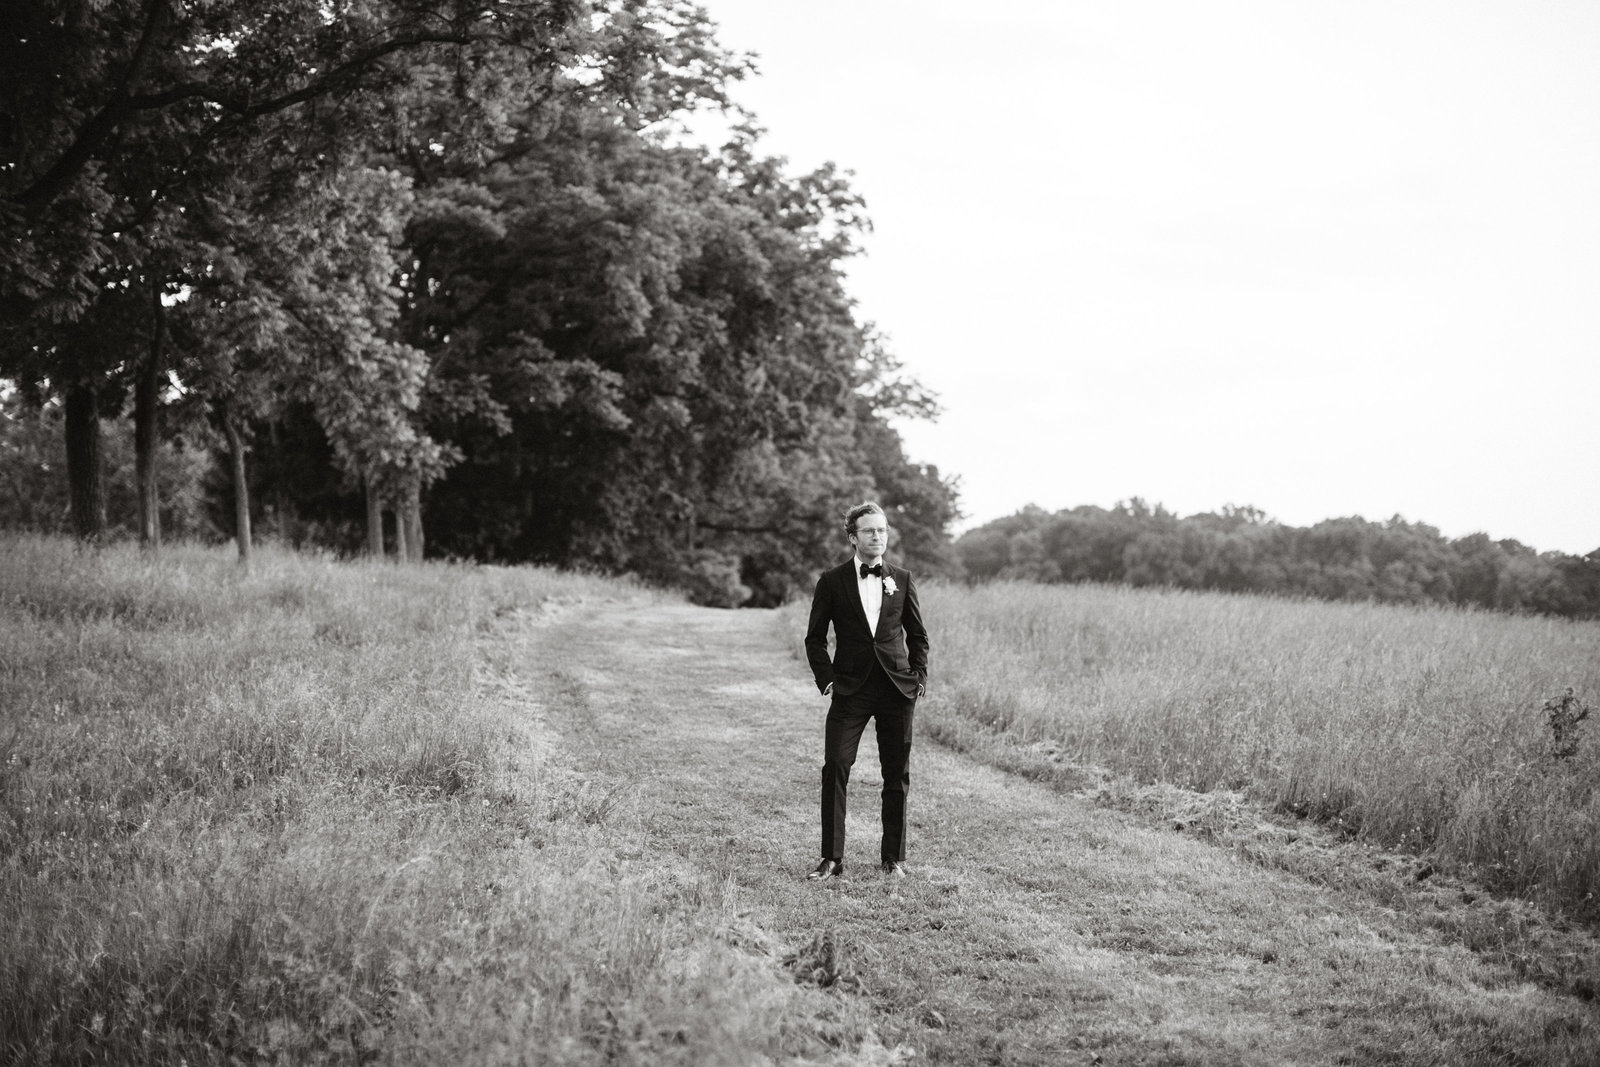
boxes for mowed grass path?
[523,597,1599,1066]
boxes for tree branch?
[127,31,474,118]
[15,0,175,214]
[15,17,528,215]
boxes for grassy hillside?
[0,536,804,1064]
[910,581,1600,917]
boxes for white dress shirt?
[855,554,884,636]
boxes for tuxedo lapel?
[871,564,901,639]
[843,562,871,633]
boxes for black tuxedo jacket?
[805,559,929,700]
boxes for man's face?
[851,514,890,561]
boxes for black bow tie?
[859,562,884,579]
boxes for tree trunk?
[365,472,385,558]
[135,281,164,548]
[222,408,252,567]
[393,502,410,562]
[267,420,297,545]
[402,474,424,562]
[64,381,106,542]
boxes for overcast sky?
[688,0,1600,555]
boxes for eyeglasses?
[856,525,889,537]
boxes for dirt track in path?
[515,598,1598,1066]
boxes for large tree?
[2,2,962,590]
[172,159,433,564]
[403,98,956,601]
[1,0,591,540]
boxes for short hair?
[844,501,885,537]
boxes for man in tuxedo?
[804,501,929,880]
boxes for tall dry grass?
[0,535,785,1065]
[917,581,1600,916]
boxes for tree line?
[0,0,958,605]
[957,502,1600,620]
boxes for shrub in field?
[913,581,1600,917]
[1543,688,1591,760]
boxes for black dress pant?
[821,660,915,863]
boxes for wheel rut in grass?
[517,598,1599,1066]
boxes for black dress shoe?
[807,858,843,880]
[881,860,906,879]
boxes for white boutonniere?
[882,575,898,596]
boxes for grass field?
[0,535,789,1064]
[915,580,1600,917]
[6,536,1599,1064]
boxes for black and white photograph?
[3,1,1598,1062]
